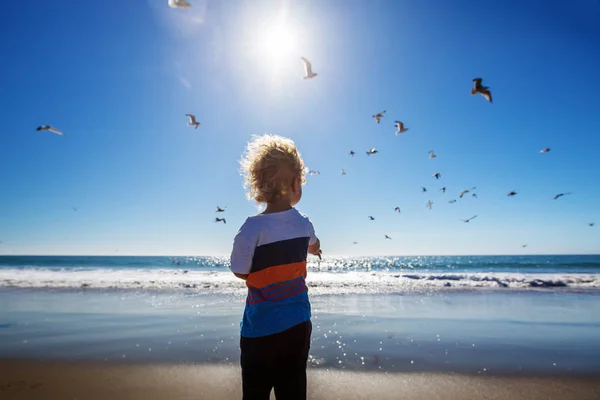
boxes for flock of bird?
[30,0,595,249]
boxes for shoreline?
[1,360,599,400]
[2,289,599,375]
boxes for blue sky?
[1,0,599,256]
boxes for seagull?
[308,170,321,175]
[426,200,433,210]
[471,78,492,103]
[553,192,571,200]
[186,114,200,129]
[373,111,386,124]
[301,57,317,79]
[508,191,517,197]
[353,241,359,244]
[448,199,457,204]
[462,215,477,223]
[366,148,378,155]
[422,187,427,193]
[349,150,355,157]
[168,0,191,9]
[368,216,375,221]
[394,207,401,213]
[472,193,478,199]
[36,125,63,135]
[440,187,446,193]
[215,218,226,224]
[71,206,78,212]
[385,235,392,240]
[429,151,437,159]
[395,121,408,135]
[589,223,595,227]
[540,148,551,154]
[216,206,226,212]
[459,189,470,198]
[341,169,346,175]
[522,244,528,248]
[433,173,441,180]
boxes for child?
[230,134,321,400]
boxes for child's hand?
[308,239,321,260]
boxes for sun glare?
[255,22,297,68]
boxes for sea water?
[1,255,599,374]
[1,255,599,292]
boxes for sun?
[254,22,298,67]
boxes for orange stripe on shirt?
[246,261,307,289]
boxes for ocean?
[1,255,599,375]
[1,255,599,292]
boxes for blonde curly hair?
[240,134,307,203]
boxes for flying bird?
[385,235,392,240]
[472,193,478,199]
[440,187,446,193]
[422,187,428,193]
[36,125,63,135]
[426,200,433,210]
[372,111,386,124]
[553,193,571,200]
[366,148,378,155]
[589,223,595,227]
[71,206,78,212]
[395,121,408,135]
[459,189,470,198]
[216,206,226,212]
[448,199,457,204]
[215,218,226,224]
[168,0,191,9]
[308,170,321,175]
[540,148,551,154]
[429,151,437,159]
[186,114,200,129]
[353,241,359,245]
[394,207,401,213]
[522,244,528,248]
[349,150,355,157]
[433,173,441,180]
[368,216,375,221]
[471,78,492,103]
[508,191,517,197]
[341,169,346,175]
[462,215,477,223]
[301,57,317,79]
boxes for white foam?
[0,268,599,294]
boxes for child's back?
[230,134,321,400]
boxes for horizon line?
[1,253,600,258]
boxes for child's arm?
[308,220,322,259]
[230,220,255,281]
[308,238,321,257]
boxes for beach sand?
[1,361,599,400]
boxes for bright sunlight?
[253,21,298,70]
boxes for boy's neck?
[263,200,293,214]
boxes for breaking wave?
[0,268,598,294]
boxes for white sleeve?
[308,219,318,246]
[230,220,256,274]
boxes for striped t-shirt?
[230,208,317,338]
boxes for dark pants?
[240,321,312,400]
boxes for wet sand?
[1,361,599,400]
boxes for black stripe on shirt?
[250,236,309,273]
